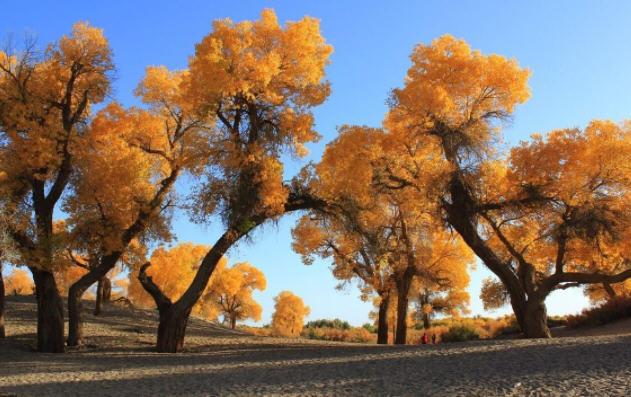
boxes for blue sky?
[5,1,631,325]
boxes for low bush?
[302,326,375,343]
[305,318,351,330]
[441,325,480,343]
[362,323,377,333]
[566,297,631,328]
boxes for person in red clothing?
[421,332,429,344]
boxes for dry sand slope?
[0,296,630,397]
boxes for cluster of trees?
[1,10,630,353]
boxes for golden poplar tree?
[271,291,310,337]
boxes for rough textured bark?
[521,298,551,338]
[157,304,191,353]
[229,314,237,330]
[394,277,412,345]
[376,293,390,344]
[0,264,5,338]
[31,268,65,353]
[68,261,114,346]
[102,277,111,302]
[94,278,103,316]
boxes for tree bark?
[521,298,551,338]
[422,312,431,330]
[68,261,114,347]
[394,281,411,344]
[157,304,191,353]
[0,264,5,338]
[102,277,111,302]
[30,268,65,353]
[230,314,237,330]
[377,293,390,344]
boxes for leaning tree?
[384,35,631,337]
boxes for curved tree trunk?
[68,262,113,347]
[0,264,5,338]
[30,268,65,353]
[377,293,390,344]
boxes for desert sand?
[1,296,629,396]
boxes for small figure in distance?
[421,332,429,345]
[431,334,437,344]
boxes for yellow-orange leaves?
[271,290,310,337]
[206,262,266,328]
[5,268,34,295]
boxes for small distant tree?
[5,268,34,295]
[206,262,266,329]
[271,291,310,337]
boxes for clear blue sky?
[5,1,631,325]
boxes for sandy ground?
[0,296,630,396]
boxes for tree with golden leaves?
[0,24,114,352]
[128,243,217,317]
[206,262,266,329]
[138,9,331,352]
[384,35,631,337]
[63,59,210,346]
[295,125,474,344]
[4,268,34,295]
[271,291,310,337]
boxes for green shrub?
[362,323,377,333]
[305,318,351,330]
[441,325,480,343]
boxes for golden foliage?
[271,290,310,337]
[4,268,34,295]
[206,261,266,327]
[127,243,217,318]
[187,9,332,226]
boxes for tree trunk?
[395,285,409,344]
[157,304,191,353]
[230,314,237,330]
[521,298,551,338]
[377,293,390,344]
[30,268,65,353]
[102,277,111,302]
[68,264,113,347]
[0,265,5,338]
[94,278,103,316]
[422,312,431,330]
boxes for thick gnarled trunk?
[31,268,65,353]
[521,298,551,338]
[394,276,413,345]
[377,293,390,344]
[157,305,191,353]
